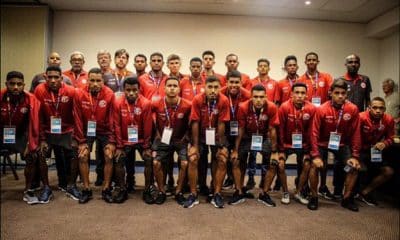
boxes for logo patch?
[303,113,311,120]
[267,83,273,89]
[318,82,325,87]
[134,107,142,115]
[177,113,184,119]
[360,82,366,89]
[61,96,69,103]
[343,113,351,121]
[98,100,107,108]
[20,107,28,114]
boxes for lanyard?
[150,71,162,92]
[190,76,200,96]
[88,91,99,119]
[164,97,180,128]
[288,76,297,87]
[6,96,20,126]
[228,91,240,119]
[252,104,264,134]
[332,102,345,133]
[50,90,62,116]
[115,71,126,92]
[293,104,304,132]
[207,99,217,128]
[307,71,319,95]
[125,98,138,126]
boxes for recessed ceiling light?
[305,1,311,5]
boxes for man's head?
[6,71,25,96]
[330,79,348,105]
[369,97,386,120]
[164,77,180,98]
[97,50,112,70]
[257,58,270,76]
[202,50,216,70]
[69,51,85,73]
[88,68,104,94]
[205,76,221,101]
[45,66,63,92]
[284,55,298,76]
[167,54,182,75]
[382,78,395,95]
[47,52,62,67]
[345,54,360,75]
[189,57,202,78]
[305,52,319,72]
[134,54,147,72]
[251,84,267,109]
[114,49,129,70]
[291,82,308,106]
[123,76,140,103]
[226,70,242,96]
[150,52,164,72]
[225,53,239,72]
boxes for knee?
[303,160,311,171]
[217,157,227,168]
[153,160,161,169]
[180,160,188,170]
[382,167,394,178]
[231,159,240,169]
[278,160,285,172]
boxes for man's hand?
[78,143,89,159]
[347,157,361,170]
[230,149,238,161]
[312,157,324,168]
[104,143,116,159]
[270,152,279,161]
[143,148,152,159]
[374,142,386,151]
[217,147,229,160]
[188,146,199,160]
[278,152,286,161]
[39,141,48,156]
[303,153,311,162]
[115,149,125,160]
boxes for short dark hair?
[6,71,24,81]
[284,55,297,65]
[190,57,202,65]
[371,96,385,104]
[330,79,348,91]
[123,76,140,88]
[150,52,163,60]
[251,84,266,93]
[167,54,180,62]
[165,77,179,85]
[226,53,238,60]
[202,50,215,59]
[292,82,307,91]
[135,54,147,62]
[257,58,270,66]
[88,67,102,75]
[46,66,62,75]
[205,76,220,84]
[226,70,242,80]
[305,52,319,60]
[115,49,129,59]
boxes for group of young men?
[1,49,398,212]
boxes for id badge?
[87,120,97,137]
[292,133,302,149]
[151,95,160,102]
[311,97,321,107]
[50,117,62,134]
[370,147,382,163]
[3,127,16,144]
[230,121,239,136]
[206,128,216,146]
[161,127,173,144]
[251,135,263,151]
[328,132,341,150]
[127,125,138,143]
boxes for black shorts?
[46,132,73,150]
[238,137,273,166]
[152,139,188,164]
[0,133,27,155]
[87,135,110,152]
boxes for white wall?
[377,31,399,97]
[53,11,382,93]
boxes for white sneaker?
[281,192,290,204]
[294,192,309,205]
[23,191,40,205]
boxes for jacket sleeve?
[142,102,153,149]
[383,116,395,147]
[106,94,116,144]
[278,106,286,152]
[310,108,322,158]
[27,93,40,152]
[73,90,86,144]
[113,100,123,149]
[34,88,47,142]
[350,108,361,159]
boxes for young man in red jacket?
[278,82,317,205]
[74,68,117,204]
[34,66,81,202]
[179,57,205,103]
[151,77,192,205]
[113,76,154,204]
[358,97,395,206]
[309,79,361,211]
[186,76,230,208]
[1,71,44,204]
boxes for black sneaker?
[113,189,128,204]
[258,192,276,207]
[66,185,81,201]
[38,186,53,204]
[143,189,155,205]
[358,193,378,206]
[126,184,136,194]
[175,192,186,206]
[155,192,167,205]
[79,189,93,204]
[58,185,67,192]
[242,187,255,199]
[23,190,40,205]
[318,186,335,200]
[307,196,318,210]
[183,194,199,208]
[30,182,41,192]
[222,177,234,190]
[165,184,175,197]
[341,197,359,212]
[228,190,245,205]
[246,176,256,190]
[102,188,113,203]
[211,193,224,208]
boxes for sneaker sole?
[257,198,276,207]
[39,194,53,204]
[222,185,234,190]
[281,199,290,205]
[228,198,245,205]
[318,192,334,200]
[294,197,309,205]
[211,200,224,208]
[183,200,199,209]
[66,192,80,201]
[23,197,40,205]
[359,198,377,206]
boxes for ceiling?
[2,0,399,23]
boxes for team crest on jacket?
[177,113,184,119]
[200,88,205,93]
[20,107,28,114]
[98,100,107,108]
[343,113,351,121]
[360,82,366,88]
[213,109,219,114]
[134,107,142,115]
[267,83,273,89]
[303,113,310,120]
[61,96,69,103]
[82,79,87,84]
[318,82,325,87]
[260,114,268,121]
